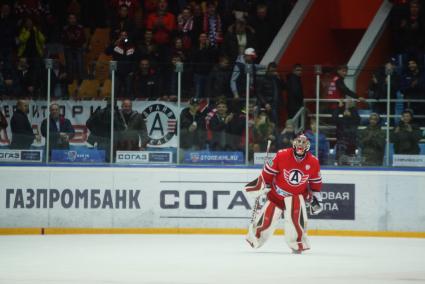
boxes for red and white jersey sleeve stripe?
[308,163,322,191]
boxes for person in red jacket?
[245,134,323,253]
[145,0,176,46]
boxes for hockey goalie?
[245,134,323,254]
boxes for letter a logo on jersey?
[284,169,309,186]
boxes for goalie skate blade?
[291,249,302,254]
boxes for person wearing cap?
[180,97,206,150]
[359,113,386,166]
[230,47,264,107]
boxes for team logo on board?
[141,104,177,145]
[283,169,309,186]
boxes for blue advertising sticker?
[51,149,105,163]
[184,151,244,164]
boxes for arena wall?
[1,166,424,237]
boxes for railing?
[1,61,424,168]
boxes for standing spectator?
[230,47,263,104]
[17,18,45,64]
[132,58,162,99]
[110,5,136,42]
[222,19,256,62]
[202,2,223,48]
[208,99,234,150]
[205,55,233,102]
[137,29,160,64]
[333,100,361,165]
[110,0,139,20]
[190,32,218,98]
[325,65,364,111]
[146,0,176,48]
[359,113,386,166]
[256,62,284,126]
[393,0,425,63]
[62,13,86,82]
[177,6,196,50]
[0,4,17,69]
[105,30,138,98]
[400,58,425,124]
[115,99,149,151]
[286,64,304,118]
[247,3,274,60]
[41,103,75,154]
[392,109,422,155]
[305,118,329,165]
[368,59,400,121]
[10,99,40,149]
[180,97,206,150]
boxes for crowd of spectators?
[0,0,424,166]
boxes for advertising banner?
[51,149,105,163]
[0,149,43,162]
[184,151,244,164]
[393,155,425,167]
[0,100,184,149]
[116,151,173,164]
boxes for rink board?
[0,166,424,235]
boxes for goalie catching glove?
[309,191,323,215]
[244,175,270,198]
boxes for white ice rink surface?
[0,234,424,284]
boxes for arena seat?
[77,80,100,99]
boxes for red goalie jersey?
[262,148,322,209]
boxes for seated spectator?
[105,30,138,98]
[116,99,149,151]
[180,97,207,150]
[10,99,40,149]
[286,64,303,119]
[62,13,86,82]
[391,109,422,155]
[222,19,256,62]
[41,103,75,155]
[278,119,296,149]
[256,62,285,126]
[333,100,361,165]
[205,55,233,103]
[45,57,69,99]
[400,58,425,125]
[368,59,400,123]
[132,58,162,100]
[190,32,218,98]
[359,113,386,166]
[305,118,329,165]
[4,57,38,98]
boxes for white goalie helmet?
[292,134,310,158]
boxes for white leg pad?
[246,200,282,249]
[283,195,311,252]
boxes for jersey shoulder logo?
[283,169,309,186]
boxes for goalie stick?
[249,139,272,225]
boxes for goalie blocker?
[244,134,323,254]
